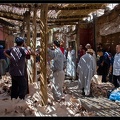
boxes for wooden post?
[93,13,97,54]
[25,10,32,84]
[76,20,80,59]
[21,13,26,37]
[26,11,31,46]
[39,3,48,105]
[32,6,37,82]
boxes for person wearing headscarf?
[85,43,97,62]
[77,49,96,96]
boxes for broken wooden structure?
[0,3,118,105]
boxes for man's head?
[69,45,73,51]
[15,37,25,46]
[116,44,120,54]
[53,40,60,48]
[60,40,64,47]
[79,44,83,49]
[97,49,103,56]
[85,43,91,49]
[86,49,94,55]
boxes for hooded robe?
[77,53,96,95]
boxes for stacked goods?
[90,75,115,97]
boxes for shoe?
[84,94,93,97]
[61,96,65,101]
[81,91,85,96]
[56,99,61,102]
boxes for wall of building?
[0,26,14,49]
[79,23,94,50]
[96,4,120,55]
[0,27,4,40]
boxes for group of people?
[47,41,97,99]
[0,36,120,103]
[71,43,120,96]
[47,41,120,99]
[96,43,120,88]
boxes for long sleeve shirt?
[47,47,66,72]
[113,53,120,76]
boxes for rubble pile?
[80,97,120,117]
[90,75,115,97]
[0,74,119,117]
[0,75,96,117]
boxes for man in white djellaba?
[47,40,66,102]
[77,49,96,96]
[85,43,97,62]
[66,45,76,80]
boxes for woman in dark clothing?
[96,49,104,76]
[97,48,113,82]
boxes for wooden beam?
[58,15,90,19]
[0,3,41,9]
[32,7,37,83]
[0,11,24,21]
[0,17,15,27]
[39,3,48,106]
[0,10,39,23]
[48,5,106,10]
[20,13,25,37]
[76,21,80,59]
[48,19,80,23]
[0,3,106,10]
[0,10,90,24]
[0,11,89,26]
[26,11,31,46]
[48,22,77,28]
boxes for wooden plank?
[26,10,30,46]
[76,20,80,58]
[39,3,48,106]
[48,5,106,10]
[80,97,120,113]
[32,7,37,82]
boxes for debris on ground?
[0,75,119,117]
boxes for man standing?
[66,45,76,80]
[47,40,66,102]
[112,44,120,88]
[4,37,32,100]
[77,49,96,96]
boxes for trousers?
[11,76,27,99]
[51,70,65,101]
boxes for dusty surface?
[0,75,120,117]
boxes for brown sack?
[90,75,115,97]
